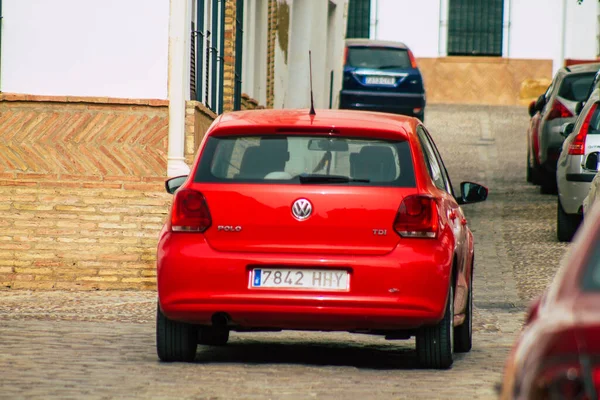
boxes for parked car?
[499,201,600,399]
[556,80,600,242]
[526,89,549,184]
[339,39,426,121]
[156,109,488,369]
[528,63,600,194]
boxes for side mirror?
[535,94,546,112]
[528,101,536,118]
[575,101,585,115]
[583,152,600,171]
[165,175,188,194]
[560,122,575,138]
[457,182,488,205]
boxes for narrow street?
[0,105,570,399]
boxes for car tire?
[557,199,582,242]
[416,111,425,123]
[540,173,557,195]
[156,304,198,362]
[198,327,230,346]
[454,274,472,353]
[416,285,454,369]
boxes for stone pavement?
[0,105,570,399]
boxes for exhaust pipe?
[211,312,230,327]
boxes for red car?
[156,109,488,369]
[500,203,600,399]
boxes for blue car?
[339,39,426,121]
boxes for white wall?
[274,0,348,110]
[1,0,169,99]
[373,0,598,72]
[372,0,441,58]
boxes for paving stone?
[0,105,570,399]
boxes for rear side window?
[558,73,596,102]
[585,103,600,135]
[195,135,416,187]
[346,47,411,69]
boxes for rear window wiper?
[298,174,370,184]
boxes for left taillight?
[547,99,574,121]
[170,189,211,232]
[569,103,598,155]
[394,195,439,238]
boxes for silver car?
[534,63,600,194]
[556,84,600,241]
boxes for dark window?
[346,0,370,39]
[447,0,504,57]
[234,0,244,111]
[195,135,416,187]
[192,0,226,114]
[346,47,411,69]
[558,73,596,102]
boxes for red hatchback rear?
[156,109,488,369]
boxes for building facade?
[0,0,349,290]
[346,0,599,105]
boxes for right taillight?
[569,103,598,155]
[407,49,418,69]
[394,195,439,238]
[547,99,574,121]
[171,189,211,232]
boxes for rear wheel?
[454,278,472,353]
[198,327,230,346]
[526,151,533,183]
[416,285,454,369]
[557,199,582,242]
[156,304,198,362]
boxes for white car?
[556,83,600,242]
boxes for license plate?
[251,268,349,291]
[365,76,395,85]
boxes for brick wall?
[417,57,553,106]
[0,94,218,290]
[185,101,217,165]
[266,0,277,109]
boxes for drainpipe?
[557,0,568,73]
[167,0,191,178]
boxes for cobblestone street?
[0,105,570,399]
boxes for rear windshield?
[559,72,596,102]
[582,234,600,292]
[346,47,411,69]
[195,135,416,187]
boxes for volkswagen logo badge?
[291,198,313,221]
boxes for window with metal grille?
[447,0,504,57]
[191,0,226,114]
[346,0,370,39]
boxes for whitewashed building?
[344,0,599,105]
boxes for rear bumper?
[339,90,426,116]
[157,232,453,331]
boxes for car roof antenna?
[309,50,316,116]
